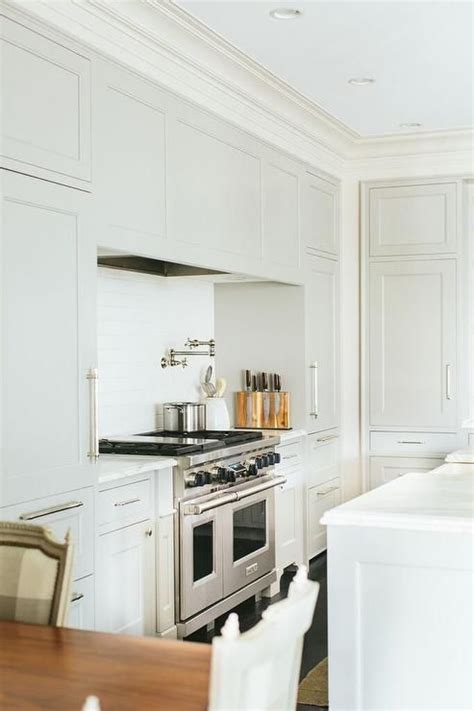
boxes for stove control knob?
[255,456,264,470]
[261,454,269,468]
[226,469,236,483]
[247,463,258,477]
[203,471,212,485]
[196,471,211,487]
[274,452,281,464]
[217,466,228,483]
[267,452,275,465]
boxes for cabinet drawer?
[307,477,341,559]
[68,575,95,631]
[97,478,152,529]
[369,456,444,490]
[0,487,93,580]
[276,441,303,471]
[307,433,340,488]
[370,431,459,455]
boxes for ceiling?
[175,0,473,137]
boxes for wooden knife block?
[235,391,291,430]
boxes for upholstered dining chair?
[0,522,74,626]
[208,565,319,711]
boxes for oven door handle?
[236,476,287,501]
[183,492,238,515]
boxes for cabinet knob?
[145,528,153,537]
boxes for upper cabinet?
[1,17,91,186]
[167,103,262,260]
[262,153,300,269]
[1,172,97,505]
[369,181,458,256]
[303,173,339,257]
[369,259,457,429]
[94,62,168,254]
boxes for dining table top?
[0,620,212,710]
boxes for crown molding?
[3,0,474,174]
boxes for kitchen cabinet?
[307,432,340,488]
[94,61,168,254]
[262,153,300,269]
[96,520,156,636]
[1,16,91,186]
[307,478,341,559]
[369,259,457,428]
[305,255,340,433]
[1,172,97,505]
[275,472,303,569]
[369,181,458,256]
[68,575,95,631]
[369,456,444,489]
[303,172,339,256]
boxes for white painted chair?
[208,566,319,711]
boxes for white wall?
[98,268,214,436]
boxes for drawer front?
[98,478,152,529]
[370,431,459,455]
[0,487,93,580]
[276,441,303,471]
[307,478,341,559]
[68,575,95,631]
[307,433,340,488]
[369,456,444,490]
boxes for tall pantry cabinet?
[362,177,468,490]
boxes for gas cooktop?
[99,429,263,457]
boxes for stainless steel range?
[100,429,284,637]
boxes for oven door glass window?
[233,500,266,562]
[193,521,214,581]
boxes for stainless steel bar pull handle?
[310,361,318,417]
[20,500,84,521]
[87,368,99,458]
[317,434,338,443]
[397,440,424,445]
[183,492,238,515]
[445,364,452,401]
[317,486,338,498]
[71,592,84,603]
[114,497,141,507]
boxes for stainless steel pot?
[163,402,206,432]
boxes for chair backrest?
[208,566,319,711]
[0,522,74,626]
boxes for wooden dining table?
[0,621,211,710]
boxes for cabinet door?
[94,60,167,253]
[307,479,341,559]
[1,172,96,505]
[369,182,458,256]
[96,521,156,636]
[262,154,300,269]
[68,575,95,631]
[275,472,303,570]
[303,173,339,256]
[305,256,340,433]
[369,260,457,428]
[369,456,444,490]
[1,16,91,184]
[156,513,175,634]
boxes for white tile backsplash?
[98,267,214,436]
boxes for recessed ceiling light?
[399,122,423,128]
[348,77,375,86]
[269,8,302,20]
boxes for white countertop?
[322,461,474,533]
[446,447,474,463]
[258,428,306,443]
[95,454,177,484]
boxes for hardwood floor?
[186,552,328,710]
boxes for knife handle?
[245,369,252,392]
[262,372,268,392]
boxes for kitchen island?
[322,459,474,710]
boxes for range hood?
[97,254,227,278]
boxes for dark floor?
[186,553,328,710]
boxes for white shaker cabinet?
[307,478,341,559]
[303,172,339,256]
[369,181,458,256]
[1,16,91,186]
[96,520,156,636]
[0,172,97,506]
[369,456,444,489]
[68,575,95,631]
[262,153,300,269]
[305,256,340,433]
[369,259,457,428]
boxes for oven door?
[222,479,281,597]
[180,495,230,621]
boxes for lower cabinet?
[96,520,156,635]
[369,456,444,489]
[68,575,95,631]
[275,470,303,570]
[307,478,341,560]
